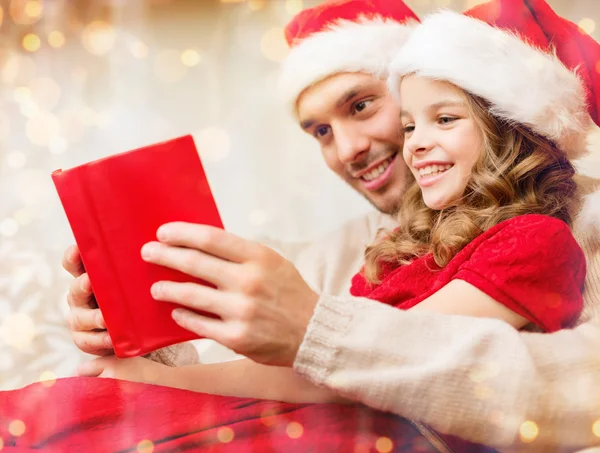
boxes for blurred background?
[1,0,599,390]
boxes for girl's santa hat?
[279,0,419,110]
[388,0,600,227]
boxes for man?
[65,0,600,450]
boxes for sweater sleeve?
[294,293,600,450]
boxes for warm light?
[181,49,202,67]
[39,370,57,387]
[465,0,489,6]
[10,0,40,25]
[285,0,303,15]
[593,419,600,437]
[14,86,31,103]
[22,33,41,52]
[260,28,289,62]
[217,427,234,443]
[579,18,596,35]
[24,0,42,19]
[520,420,539,443]
[137,439,154,453]
[286,421,303,439]
[48,31,65,48]
[0,312,35,347]
[27,112,60,146]
[130,41,149,59]
[0,6,4,28]
[375,437,393,453]
[58,109,86,143]
[14,209,33,226]
[8,420,26,437]
[220,0,245,3]
[248,0,266,10]
[154,50,187,83]
[82,21,116,56]
[195,128,231,162]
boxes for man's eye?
[354,100,372,113]
[315,126,330,137]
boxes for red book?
[52,135,223,358]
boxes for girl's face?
[400,75,483,210]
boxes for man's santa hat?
[388,0,600,227]
[279,0,419,110]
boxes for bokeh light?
[130,40,149,59]
[181,49,202,67]
[0,312,35,349]
[39,370,57,387]
[22,33,41,52]
[137,439,154,453]
[375,437,393,453]
[285,0,303,15]
[48,31,66,48]
[520,420,539,443]
[26,112,60,147]
[286,421,303,439]
[579,18,596,35]
[260,28,289,62]
[217,426,234,443]
[248,0,266,10]
[8,420,26,437]
[593,419,600,437]
[82,21,116,56]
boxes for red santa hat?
[388,0,600,227]
[388,1,600,161]
[279,0,419,110]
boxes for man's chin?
[363,193,401,216]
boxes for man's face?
[296,72,411,215]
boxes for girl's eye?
[439,116,458,124]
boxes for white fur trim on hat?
[578,187,600,232]
[280,17,416,110]
[387,10,591,160]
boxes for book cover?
[52,135,223,358]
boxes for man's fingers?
[71,331,113,356]
[67,274,95,308]
[142,242,237,288]
[62,245,85,277]
[156,223,263,263]
[171,308,228,344]
[151,281,231,318]
[67,306,106,332]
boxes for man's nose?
[334,124,370,164]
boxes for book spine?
[52,169,142,357]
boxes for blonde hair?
[363,89,579,284]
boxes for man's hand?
[141,223,319,367]
[78,356,169,384]
[62,245,113,356]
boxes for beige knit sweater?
[149,175,600,451]
[292,174,600,452]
